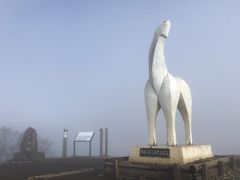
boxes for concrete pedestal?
[129,145,213,164]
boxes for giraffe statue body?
[145,20,193,146]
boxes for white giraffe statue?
[145,20,193,146]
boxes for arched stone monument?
[13,127,45,161]
[129,20,213,164]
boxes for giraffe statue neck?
[149,35,168,93]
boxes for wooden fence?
[104,156,240,180]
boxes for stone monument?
[129,20,213,164]
[13,127,45,161]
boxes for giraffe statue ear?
[160,20,171,38]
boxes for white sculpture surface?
[145,20,193,146]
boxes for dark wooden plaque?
[140,148,170,158]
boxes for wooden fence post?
[201,163,208,180]
[230,156,236,170]
[173,164,181,180]
[217,161,224,176]
[115,159,119,179]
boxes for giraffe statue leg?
[145,80,160,146]
[176,78,193,145]
[158,75,180,146]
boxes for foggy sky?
[0,0,240,156]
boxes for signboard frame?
[73,131,95,157]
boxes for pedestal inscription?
[140,148,170,158]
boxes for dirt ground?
[0,156,112,180]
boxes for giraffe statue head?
[154,20,171,39]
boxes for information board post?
[89,141,92,156]
[105,128,108,156]
[62,129,68,158]
[99,128,103,156]
[99,128,108,156]
[73,141,76,157]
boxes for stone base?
[13,151,45,161]
[129,145,213,164]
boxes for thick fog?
[0,0,240,157]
